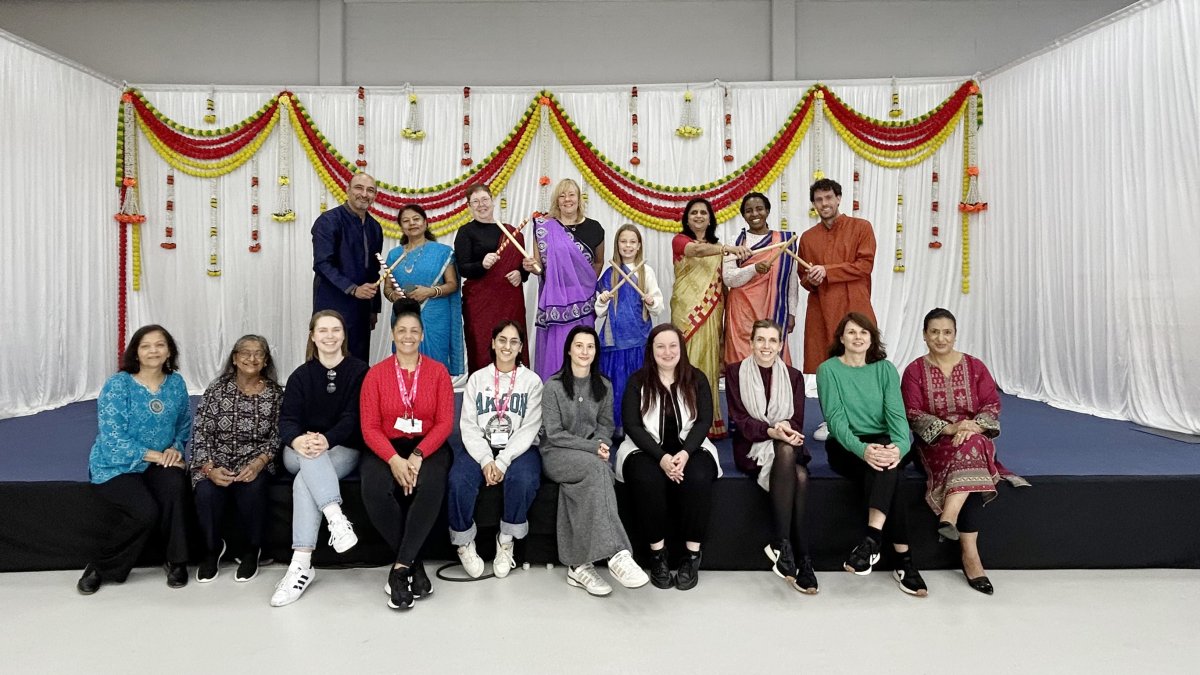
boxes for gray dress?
[539,375,630,566]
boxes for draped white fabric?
[120,79,972,401]
[978,0,1200,433]
[0,33,119,418]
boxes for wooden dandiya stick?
[495,208,542,273]
[780,243,814,271]
[610,263,647,298]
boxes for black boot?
[675,551,702,591]
[77,564,102,595]
[649,548,673,589]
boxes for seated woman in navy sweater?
[270,310,370,607]
[817,312,925,597]
[359,299,455,611]
[79,324,192,594]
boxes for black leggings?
[826,434,910,548]
[90,465,190,581]
[359,438,451,566]
[622,450,718,545]
[956,492,986,534]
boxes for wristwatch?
[411,448,425,459]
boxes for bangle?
[201,465,212,477]
[434,286,442,298]
[721,245,728,255]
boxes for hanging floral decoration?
[809,90,826,218]
[161,172,177,249]
[355,86,367,168]
[538,97,553,211]
[779,161,790,231]
[273,96,296,222]
[676,90,702,138]
[888,78,902,119]
[894,182,906,273]
[629,86,640,166]
[249,157,261,253]
[851,158,862,213]
[114,91,146,318]
[722,87,734,163]
[958,85,986,293]
[461,86,473,166]
[402,91,426,140]
[929,170,942,248]
[204,88,217,125]
[207,178,221,276]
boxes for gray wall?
[0,0,1132,85]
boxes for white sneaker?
[493,535,516,579]
[269,563,315,607]
[328,517,358,553]
[607,550,650,589]
[457,540,486,579]
[567,563,612,596]
[813,422,830,442]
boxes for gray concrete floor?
[2,565,1197,673]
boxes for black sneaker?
[387,566,414,610]
[675,551,701,591]
[843,536,881,576]
[765,539,797,581]
[197,540,226,583]
[893,557,929,597]
[77,564,102,595]
[165,562,188,588]
[649,548,673,589]
[792,555,819,595]
[411,561,433,599]
[235,548,260,582]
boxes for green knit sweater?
[816,357,911,459]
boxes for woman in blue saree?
[383,204,465,375]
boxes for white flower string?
[461,86,473,166]
[779,160,790,231]
[204,86,216,125]
[119,98,146,290]
[402,89,425,141]
[207,178,221,277]
[809,91,825,219]
[852,155,863,214]
[355,86,367,169]
[161,172,176,249]
[272,98,295,222]
[722,86,734,163]
[629,86,640,166]
[675,90,702,138]
[888,77,903,119]
[929,170,942,249]
[249,156,261,252]
[538,102,552,212]
[894,176,906,273]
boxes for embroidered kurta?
[797,215,877,373]
[89,372,192,485]
[901,354,1029,514]
[188,377,284,486]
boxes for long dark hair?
[680,197,719,244]
[556,325,606,402]
[398,203,436,244]
[827,312,887,364]
[636,323,697,418]
[488,319,528,367]
[120,324,179,374]
[218,334,278,384]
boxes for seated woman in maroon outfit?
[901,308,1030,595]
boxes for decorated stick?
[495,208,542,273]
[375,253,403,296]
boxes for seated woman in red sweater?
[359,299,455,611]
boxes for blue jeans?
[282,445,360,550]
[447,446,542,545]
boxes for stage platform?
[2,393,1198,573]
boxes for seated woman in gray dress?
[539,325,649,597]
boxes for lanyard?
[493,365,519,416]
[393,356,422,418]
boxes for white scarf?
[738,357,794,490]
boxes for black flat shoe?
[937,521,960,542]
[77,564,102,595]
[962,566,994,595]
[165,562,188,588]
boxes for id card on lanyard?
[487,366,519,448]
[393,357,423,434]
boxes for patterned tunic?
[188,377,284,486]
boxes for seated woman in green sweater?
[816,312,926,597]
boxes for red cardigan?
[360,355,455,461]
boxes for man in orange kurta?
[797,179,877,374]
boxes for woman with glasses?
[189,335,284,584]
[269,311,370,607]
[453,183,531,373]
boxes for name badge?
[394,417,423,434]
[489,431,510,448]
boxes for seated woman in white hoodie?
[615,323,721,591]
[449,320,544,578]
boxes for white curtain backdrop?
[978,0,1200,433]
[121,78,973,401]
[0,31,119,419]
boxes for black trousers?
[193,472,270,553]
[826,434,911,547]
[622,450,718,545]
[359,438,451,566]
[90,465,189,581]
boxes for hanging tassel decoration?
[629,86,640,166]
[402,90,426,140]
[894,181,906,273]
[675,90,702,138]
[809,90,825,218]
[249,156,262,252]
[273,98,296,221]
[161,173,176,249]
[461,86,474,166]
[888,77,903,119]
[207,178,221,277]
[204,87,217,125]
[929,170,942,248]
[722,86,734,163]
[355,86,367,168]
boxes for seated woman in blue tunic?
[78,324,193,595]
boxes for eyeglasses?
[495,338,522,348]
[237,350,266,360]
[326,369,337,394]
[468,198,492,207]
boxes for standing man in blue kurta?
[312,172,384,362]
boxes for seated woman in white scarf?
[724,319,817,594]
